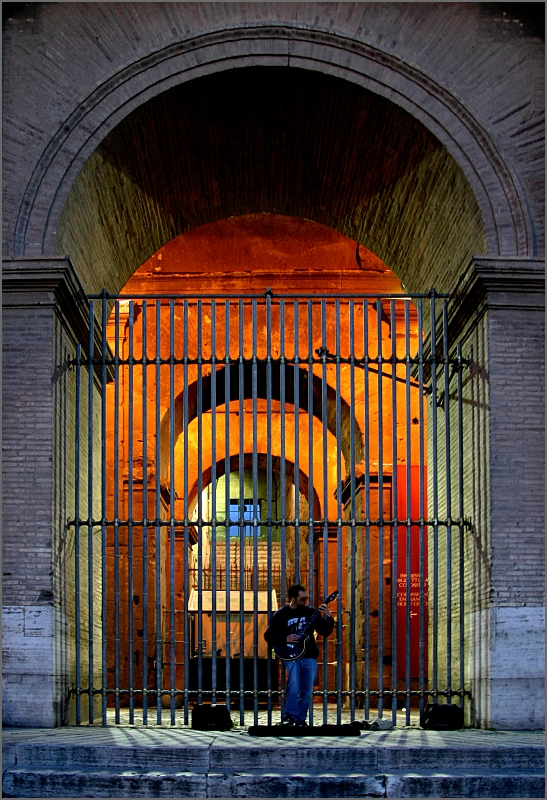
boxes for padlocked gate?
[69,289,470,726]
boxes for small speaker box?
[191,703,234,731]
[421,703,464,730]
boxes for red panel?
[396,465,428,680]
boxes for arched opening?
[63,66,479,727]
[56,67,486,296]
[98,213,433,719]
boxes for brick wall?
[2,306,55,605]
[2,262,105,725]
[487,306,545,606]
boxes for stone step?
[2,768,206,799]
[11,739,210,773]
[208,770,546,798]
[3,767,545,798]
[10,735,545,773]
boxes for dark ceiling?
[57,67,485,295]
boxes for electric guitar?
[273,591,339,661]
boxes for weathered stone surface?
[369,729,545,771]
[207,771,386,798]
[3,728,545,798]
[16,741,210,773]
[2,768,207,798]
[384,771,545,799]
[209,734,377,772]
[4,767,545,798]
[377,745,544,772]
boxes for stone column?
[2,257,94,727]
[450,256,545,730]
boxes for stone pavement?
[2,725,544,798]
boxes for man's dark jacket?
[264,604,334,659]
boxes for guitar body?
[272,591,339,662]
[274,634,310,662]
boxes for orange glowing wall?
[104,215,426,701]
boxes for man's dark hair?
[288,583,306,600]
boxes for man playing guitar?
[264,584,334,727]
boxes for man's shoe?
[277,715,295,726]
[294,720,308,728]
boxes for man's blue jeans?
[284,657,318,723]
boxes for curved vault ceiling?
[56,67,486,296]
[126,214,404,295]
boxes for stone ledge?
[3,767,545,798]
[448,256,545,339]
[384,771,545,799]
[2,256,87,321]
[2,257,114,376]
[2,768,207,799]
[5,727,544,769]
[207,770,386,798]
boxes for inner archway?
[103,213,429,717]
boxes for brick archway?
[188,453,322,521]
[7,20,538,291]
[161,362,363,482]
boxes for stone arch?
[161,362,363,478]
[187,453,322,521]
[10,23,537,287]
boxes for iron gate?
[69,289,470,726]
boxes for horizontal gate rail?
[87,291,451,300]
[68,288,471,727]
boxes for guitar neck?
[302,611,320,636]
[301,600,330,636]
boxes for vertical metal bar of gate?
[87,301,95,724]
[307,299,315,726]
[113,302,121,724]
[457,343,465,712]
[101,293,108,726]
[376,300,385,718]
[280,299,287,720]
[183,300,190,722]
[294,301,301,585]
[320,300,329,723]
[251,299,259,725]
[141,301,149,724]
[75,343,82,725]
[390,300,398,725]
[196,301,204,712]
[155,301,162,724]
[430,291,439,704]
[349,300,357,721]
[169,300,177,721]
[224,301,231,712]
[417,299,426,719]
[127,301,135,723]
[335,300,343,723]
[442,301,452,704]
[363,301,371,722]
[211,300,218,705]
[404,301,412,727]
[266,293,273,725]
[238,299,245,725]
